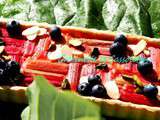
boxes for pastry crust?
[0,18,160,120]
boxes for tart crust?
[0,18,160,120]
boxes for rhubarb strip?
[67,63,83,91]
[82,38,113,47]
[80,64,96,77]
[84,45,110,56]
[23,40,36,56]
[5,45,22,55]
[120,88,160,107]
[3,37,25,47]
[149,47,160,80]
[23,59,68,74]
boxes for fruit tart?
[0,18,160,120]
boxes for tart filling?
[0,19,160,108]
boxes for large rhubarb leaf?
[21,76,101,120]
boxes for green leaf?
[54,0,107,29]
[1,0,160,37]
[28,0,56,24]
[1,0,31,21]
[102,0,152,36]
[148,0,160,37]
[21,76,101,120]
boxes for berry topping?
[0,60,6,69]
[91,48,100,59]
[91,84,106,98]
[143,84,158,98]
[50,26,62,40]
[77,82,91,96]
[88,75,101,86]
[96,63,108,70]
[6,20,21,37]
[110,42,126,57]
[137,59,153,75]
[114,34,128,46]
[0,60,22,85]
[7,60,20,76]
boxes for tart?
[0,18,160,120]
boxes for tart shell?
[0,18,160,120]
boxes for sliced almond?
[79,76,88,84]
[26,34,37,41]
[156,86,160,101]
[2,55,11,60]
[104,80,120,100]
[143,49,150,56]
[47,47,62,61]
[129,40,147,56]
[22,26,40,36]
[38,28,47,36]
[72,50,84,59]
[69,39,82,47]
[0,46,5,54]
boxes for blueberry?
[114,34,128,46]
[110,42,126,57]
[7,61,20,75]
[0,60,6,69]
[143,84,158,98]
[0,69,4,75]
[91,84,106,98]
[96,63,108,70]
[77,82,91,96]
[88,75,101,86]
[6,20,21,37]
[91,48,100,59]
[137,59,153,75]
[50,26,62,41]
[0,69,10,85]
[12,73,24,85]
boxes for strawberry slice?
[67,63,83,91]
